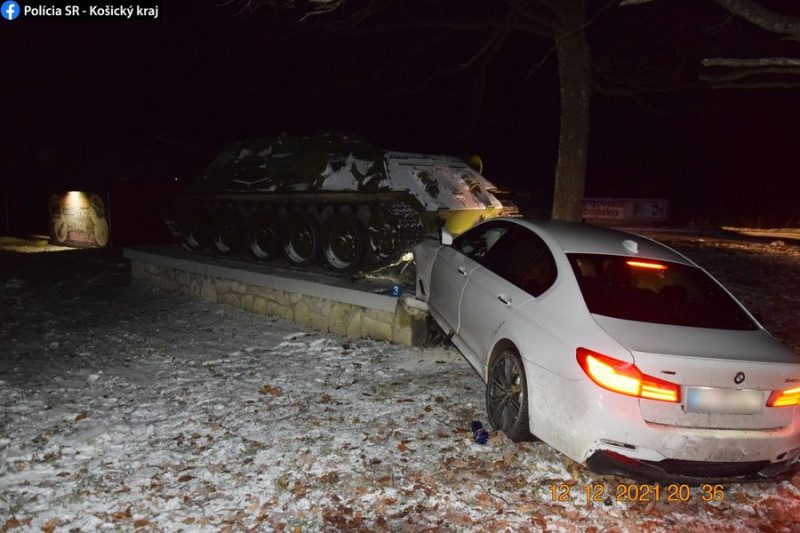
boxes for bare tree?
[238,0,800,223]
[238,0,595,221]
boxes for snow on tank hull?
[164,132,517,272]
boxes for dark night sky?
[2,0,799,231]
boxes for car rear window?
[567,254,757,330]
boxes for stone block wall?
[130,260,428,346]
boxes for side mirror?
[440,227,453,246]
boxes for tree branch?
[711,0,800,40]
[526,46,557,79]
[701,56,800,88]
[621,0,800,41]
[502,0,558,35]
[299,0,345,21]
[461,16,514,70]
[471,26,512,103]
[703,57,800,67]
[700,66,800,83]
[711,81,800,89]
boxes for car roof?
[509,219,695,266]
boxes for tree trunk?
[551,1,592,222]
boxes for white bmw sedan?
[414,218,800,482]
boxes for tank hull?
[164,132,517,272]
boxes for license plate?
[685,387,764,415]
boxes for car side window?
[452,222,515,264]
[488,229,558,297]
[519,247,557,297]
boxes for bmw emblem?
[734,372,745,384]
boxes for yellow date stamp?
[549,483,725,503]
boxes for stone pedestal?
[124,247,428,346]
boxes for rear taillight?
[576,348,680,403]
[767,386,800,407]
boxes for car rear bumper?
[586,449,799,485]
[525,368,800,475]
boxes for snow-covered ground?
[1,232,799,532]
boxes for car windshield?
[567,254,757,330]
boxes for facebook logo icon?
[2,1,20,20]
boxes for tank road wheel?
[162,201,184,239]
[182,208,212,251]
[212,207,244,254]
[247,210,282,260]
[284,211,320,266]
[486,348,535,442]
[322,213,367,272]
[367,206,397,260]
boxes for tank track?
[389,201,425,249]
[168,195,428,273]
[367,201,425,265]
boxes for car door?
[428,221,516,335]
[457,227,558,372]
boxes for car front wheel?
[486,348,535,442]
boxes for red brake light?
[576,348,680,403]
[626,260,667,270]
[767,386,800,407]
[640,375,681,402]
[577,349,641,396]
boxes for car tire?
[486,347,535,442]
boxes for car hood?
[592,315,799,364]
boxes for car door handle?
[457,266,468,276]
[497,293,512,306]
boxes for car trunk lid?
[593,315,800,429]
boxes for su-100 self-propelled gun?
[163,132,517,272]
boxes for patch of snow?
[0,278,25,290]
[0,241,798,531]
